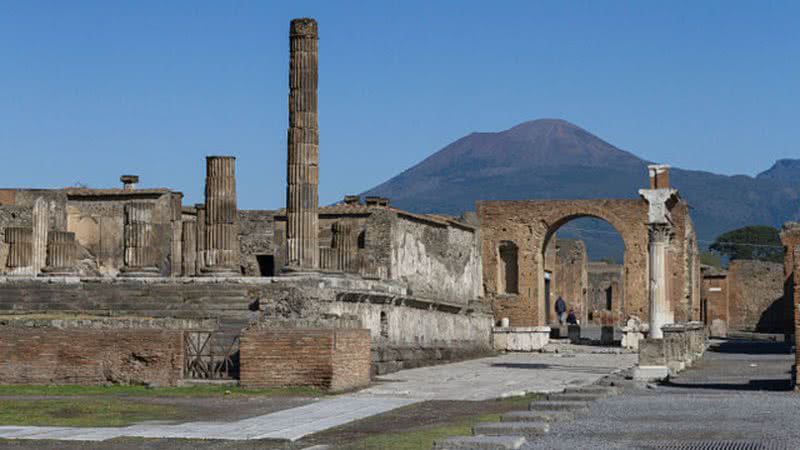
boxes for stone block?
[433,435,527,450]
[621,330,645,351]
[632,365,669,381]
[601,326,614,345]
[567,324,581,343]
[492,326,550,351]
[638,338,667,366]
[473,421,549,438]
[546,392,605,402]
[528,401,589,412]
[564,385,621,397]
[501,410,574,422]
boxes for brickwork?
[477,199,650,326]
[239,327,370,392]
[554,239,587,324]
[587,262,624,326]
[727,260,785,332]
[0,325,184,386]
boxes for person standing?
[555,296,567,325]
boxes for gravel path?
[524,339,800,449]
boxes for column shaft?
[201,156,239,276]
[31,197,48,275]
[4,227,33,275]
[43,231,77,275]
[120,202,159,276]
[182,220,197,277]
[648,224,672,339]
[286,18,320,270]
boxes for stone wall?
[0,318,188,386]
[554,239,587,324]
[239,326,371,391]
[0,275,493,375]
[587,262,624,326]
[239,210,277,276]
[701,267,729,337]
[726,260,785,333]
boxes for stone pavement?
[0,349,636,442]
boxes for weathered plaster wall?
[388,214,481,304]
[239,210,278,276]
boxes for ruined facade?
[587,262,625,326]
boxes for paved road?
[0,350,635,442]
[525,339,800,449]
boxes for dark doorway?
[544,271,552,323]
[256,255,275,277]
[605,286,613,310]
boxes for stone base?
[493,326,550,351]
[118,267,160,278]
[621,330,645,351]
[632,365,669,381]
[39,267,78,277]
[197,266,241,277]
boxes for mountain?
[363,119,800,260]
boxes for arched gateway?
[476,166,701,332]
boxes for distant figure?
[555,296,567,325]
[566,309,578,325]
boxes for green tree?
[699,251,722,268]
[709,225,783,263]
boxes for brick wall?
[727,260,785,333]
[0,326,184,386]
[239,327,371,392]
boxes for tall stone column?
[31,197,48,275]
[648,224,672,339]
[285,18,320,270]
[42,231,77,276]
[120,201,159,277]
[201,156,239,276]
[4,227,33,275]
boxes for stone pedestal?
[41,231,77,276]
[119,202,159,277]
[285,18,320,271]
[4,227,33,276]
[634,338,669,381]
[567,324,581,344]
[620,316,649,351]
[200,156,239,277]
[662,323,689,372]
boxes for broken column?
[639,165,678,339]
[332,221,354,272]
[201,156,239,276]
[285,17,319,270]
[4,227,33,275]
[31,197,48,275]
[181,220,197,277]
[120,201,159,277]
[42,231,77,276]
[195,204,206,274]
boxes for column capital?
[648,223,673,244]
[639,188,678,225]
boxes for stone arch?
[477,199,650,327]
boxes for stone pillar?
[332,221,354,272]
[195,204,206,274]
[639,165,679,339]
[4,227,33,275]
[285,17,320,270]
[648,224,672,339]
[42,231,77,275]
[170,193,183,277]
[201,156,239,276]
[182,220,197,277]
[120,201,159,277]
[31,197,48,275]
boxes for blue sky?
[1,1,798,209]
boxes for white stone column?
[648,223,672,339]
[31,197,48,275]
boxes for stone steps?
[432,435,527,449]
[501,410,574,422]
[473,421,549,438]
[546,392,606,402]
[528,400,589,412]
[564,384,621,396]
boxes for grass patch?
[0,384,322,398]
[0,399,184,427]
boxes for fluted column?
[201,156,239,276]
[4,227,33,275]
[31,197,48,275]
[41,231,77,276]
[332,221,354,272]
[182,220,197,277]
[286,18,320,271]
[648,224,672,339]
[120,201,159,277]
[195,204,206,274]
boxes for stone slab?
[501,410,574,422]
[528,401,590,412]
[546,392,606,402]
[473,421,550,437]
[433,435,527,449]
[632,365,670,381]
